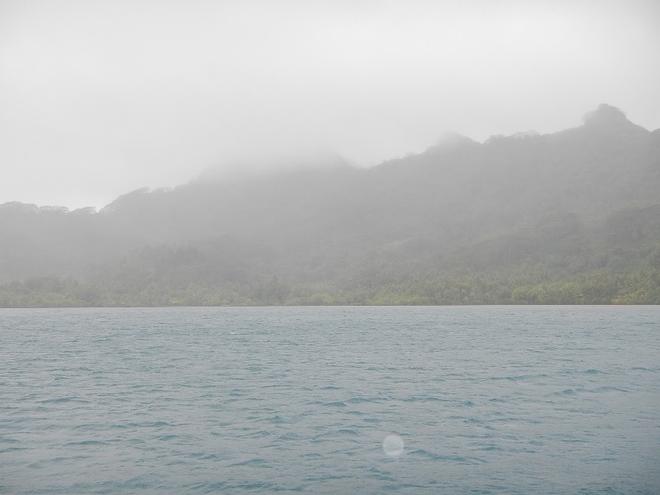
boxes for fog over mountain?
[2,104,659,305]
[2,0,660,208]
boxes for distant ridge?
[1,105,659,306]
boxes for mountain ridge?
[1,104,659,306]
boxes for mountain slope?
[1,104,659,305]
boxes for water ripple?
[1,306,659,494]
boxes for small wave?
[111,420,174,429]
[157,434,179,441]
[402,396,447,403]
[589,386,629,393]
[361,417,380,423]
[0,447,28,454]
[366,467,396,482]
[490,373,549,382]
[228,457,270,468]
[266,415,287,424]
[38,396,89,404]
[239,430,271,439]
[188,452,225,461]
[186,481,228,492]
[409,448,485,464]
[554,385,629,396]
[478,445,504,452]
[64,439,109,446]
[313,428,360,440]
[50,455,93,463]
[301,452,322,458]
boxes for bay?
[1,306,659,494]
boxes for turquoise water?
[1,306,659,494]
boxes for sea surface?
[1,306,659,494]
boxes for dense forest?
[1,104,659,306]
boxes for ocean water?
[1,306,659,494]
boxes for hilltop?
[2,104,659,306]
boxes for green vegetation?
[1,105,659,306]
[2,249,659,307]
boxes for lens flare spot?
[382,433,404,457]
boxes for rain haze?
[1,0,660,208]
[2,2,660,494]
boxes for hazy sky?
[1,0,659,208]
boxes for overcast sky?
[1,0,659,208]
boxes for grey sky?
[1,0,659,208]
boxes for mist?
[1,0,659,208]
[3,3,660,492]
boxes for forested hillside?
[2,104,659,306]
